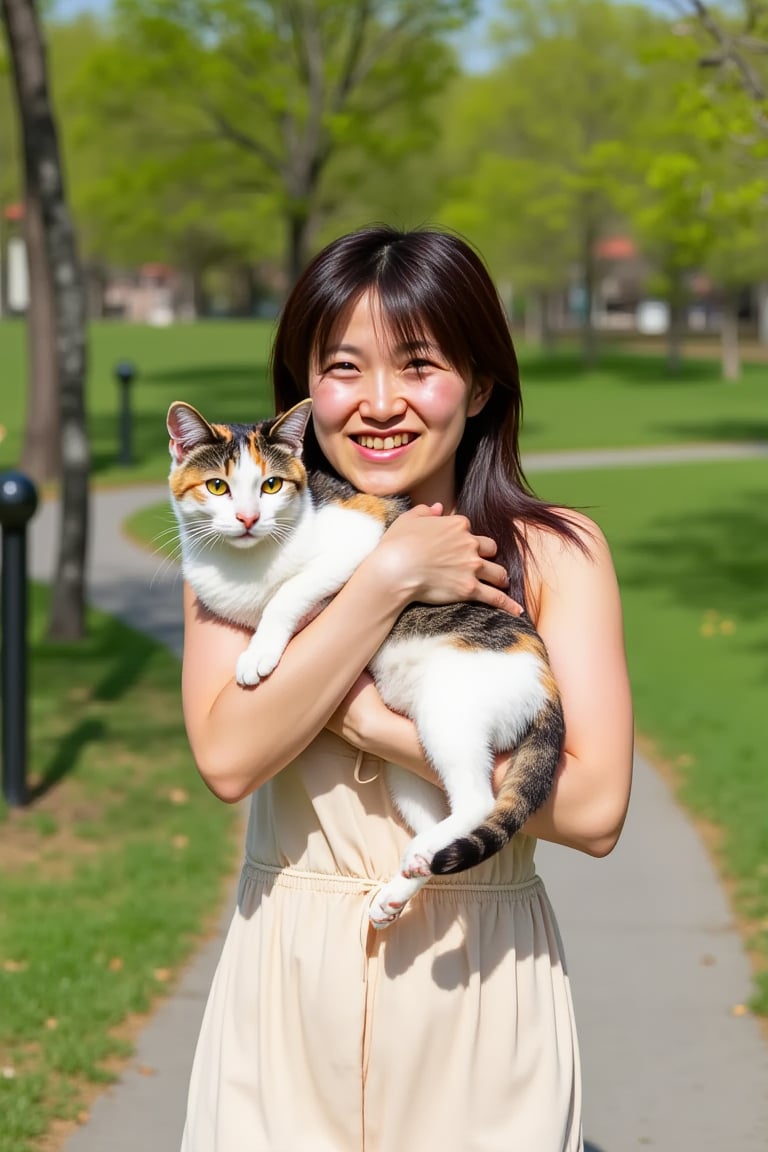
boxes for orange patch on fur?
[342,493,391,522]
[170,465,210,502]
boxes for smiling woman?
[177,224,633,1152]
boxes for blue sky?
[51,0,674,74]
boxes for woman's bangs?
[376,281,473,376]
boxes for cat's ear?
[167,402,217,463]
[270,399,313,455]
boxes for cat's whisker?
[150,524,186,545]
[266,526,294,545]
[149,545,186,589]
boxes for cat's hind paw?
[369,887,407,931]
[400,839,435,879]
[400,853,433,879]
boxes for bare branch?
[198,97,284,175]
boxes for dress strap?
[353,748,380,785]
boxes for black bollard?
[115,360,137,466]
[0,470,39,807]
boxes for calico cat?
[167,398,564,929]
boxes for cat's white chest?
[180,499,385,631]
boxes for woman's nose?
[357,369,407,422]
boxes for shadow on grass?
[30,606,166,798]
[654,419,768,444]
[28,717,107,801]
[518,348,723,386]
[619,488,768,624]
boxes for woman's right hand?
[369,503,523,615]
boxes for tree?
[652,2,768,371]
[665,0,768,122]
[73,0,473,285]
[1,0,89,639]
[617,50,768,377]
[437,0,655,364]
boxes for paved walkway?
[26,446,768,1152]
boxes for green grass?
[1,320,767,488]
[0,586,239,1152]
[531,457,768,1012]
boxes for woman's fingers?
[476,582,524,616]
[475,535,498,559]
[380,508,524,614]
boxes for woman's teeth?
[357,433,412,450]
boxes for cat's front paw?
[236,643,283,687]
[369,873,425,930]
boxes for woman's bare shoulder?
[521,508,612,620]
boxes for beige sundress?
[181,732,582,1152]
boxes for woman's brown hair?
[271,224,584,605]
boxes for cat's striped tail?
[429,697,565,875]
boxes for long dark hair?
[271,224,584,605]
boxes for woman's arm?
[181,504,517,802]
[328,512,634,857]
[518,513,633,856]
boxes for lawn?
[1,319,768,488]
[0,587,239,1152]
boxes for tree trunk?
[539,289,556,351]
[756,281,768,345]
[580,230,598,370]
[2,0,90,640]
[721,294,741,382]
[524,292,544,347]
[666,284,686,375]
[19,145,59,483]
[287,209,311,289]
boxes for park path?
[25,441,768,1152]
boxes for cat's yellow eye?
[205,478,229,496]
[261,477,283,495]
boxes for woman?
[180,226,633,1151]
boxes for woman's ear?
[467,375,493,417]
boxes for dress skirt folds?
[181,732,583,1152]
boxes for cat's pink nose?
[236,512,259,531]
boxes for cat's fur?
[167,398,564,929]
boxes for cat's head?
[166,400,313,550]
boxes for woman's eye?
[404,358,437,376]
[324,361,357,373]
[205,478,229,496]
[262,477,283,495]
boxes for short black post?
[115,360,137,466]
[0,470,39,807]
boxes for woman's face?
[308,292,489,507]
